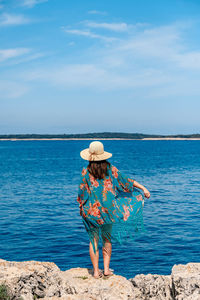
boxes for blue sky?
[1,0,200,134]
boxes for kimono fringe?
[85,203,147,254]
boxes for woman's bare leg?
[89,236,100,277]
[102,237,112,275]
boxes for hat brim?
[80,148,112,161]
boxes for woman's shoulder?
[111,165,119,178]
[109,163,118,171]
[111,164,118,171]
[108,163,119,178]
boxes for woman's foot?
[103,269,114,277]
[93,270,103,279]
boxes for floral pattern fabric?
[77,163,146,252]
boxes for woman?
[77,141,150,279]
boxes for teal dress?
[77,163,146,253]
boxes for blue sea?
[0,140,199,279]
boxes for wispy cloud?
[0,48,30,62]
[0,13,30,26]
[175,51,200,69]
[20,0,48,8]
[63,21,148,43]
[114,22,200,70]
[25,64,106,87]
[0,48,45,66]
[85,21,129,32]
[63,28,117,42]
[6,52,45,65]
[64,29,99,38]
[23,63,170,91]
[0,80,29,98]
[0,48,43,98]
[25,21,200,97]
[88,10,107,16]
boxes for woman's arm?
[133,180,151,198]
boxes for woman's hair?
[87,160,111,180]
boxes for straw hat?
[80,141,112,161]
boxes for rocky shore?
[0,259,199,300]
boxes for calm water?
[0,140,199,279]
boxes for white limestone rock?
[0,259,133,300]
[60,267,134,299]
[171,262,200,300]
[0,259,62,299]
[0,258,200,300]
[129,273,173,300]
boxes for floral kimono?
[77,163,146,252]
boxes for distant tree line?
[0,132,200,139]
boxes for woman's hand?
[143,188,150,198]
[133,181,151,198]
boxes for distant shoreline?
[1,132,200,141]
[1,138,200,141]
